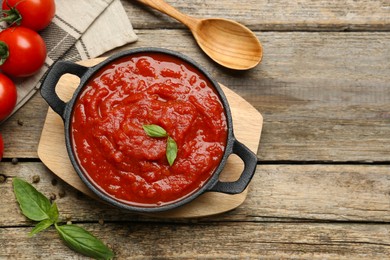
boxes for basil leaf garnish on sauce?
[143,124,168,138]
[143,124,178,166]
[166,136,178,166]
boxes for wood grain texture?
[1,1,389,257]
[126,0,390,31]
[2,163,390,226]
[135,0,263,70]
[1,222,390,259]
[2,30,389,162]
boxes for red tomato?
[0,73,17,121]
[1,0,56,31]
[0,133,3,160]
[0,27,47,77]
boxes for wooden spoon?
[137,0,263,70]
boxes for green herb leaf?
[55,224,114,260]
[48,202,59,223]
[13,178,51,221]
[143,124,168,138]
[166,136,178,166]
[13,178,114,259]
[29,219,54,237]
[143,124,178,166]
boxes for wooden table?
[1,0,389,258]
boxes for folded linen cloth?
[1,0,137,121]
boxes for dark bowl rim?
[63,47,236,213]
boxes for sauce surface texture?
[71,53,227,206]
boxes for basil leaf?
[13,178,51,221]
[143,124,168,138]
[48,202,59,223]
[29,219,54,237]
[143,124,178,166]
[166,136,178,166]
[55,224,114,260]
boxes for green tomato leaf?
[55,224,114,260]
[29,219,54,237]
[13,178,51,221]
[143,124,168,138]
[166,136,178,166]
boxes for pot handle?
[40,61,89,120]
[208,139,258,194]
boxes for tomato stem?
[0,42,10,66]
[0,7,22,26]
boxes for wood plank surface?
[2,222,390,259]
[126,0,390,31]
[2,163,389,225]
[1,0,390,258]
[2,162,390,258]
[1,30,389,162]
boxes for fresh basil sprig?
[13,178,114,260]
[143,124,178,166]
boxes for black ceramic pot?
[40,47,257,213]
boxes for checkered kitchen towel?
[2,0,137,121]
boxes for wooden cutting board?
[37,58,263,218]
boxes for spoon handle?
[136,0,198,28]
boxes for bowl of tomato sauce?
[41,48,257,213]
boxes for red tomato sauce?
[71,53,228,206]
